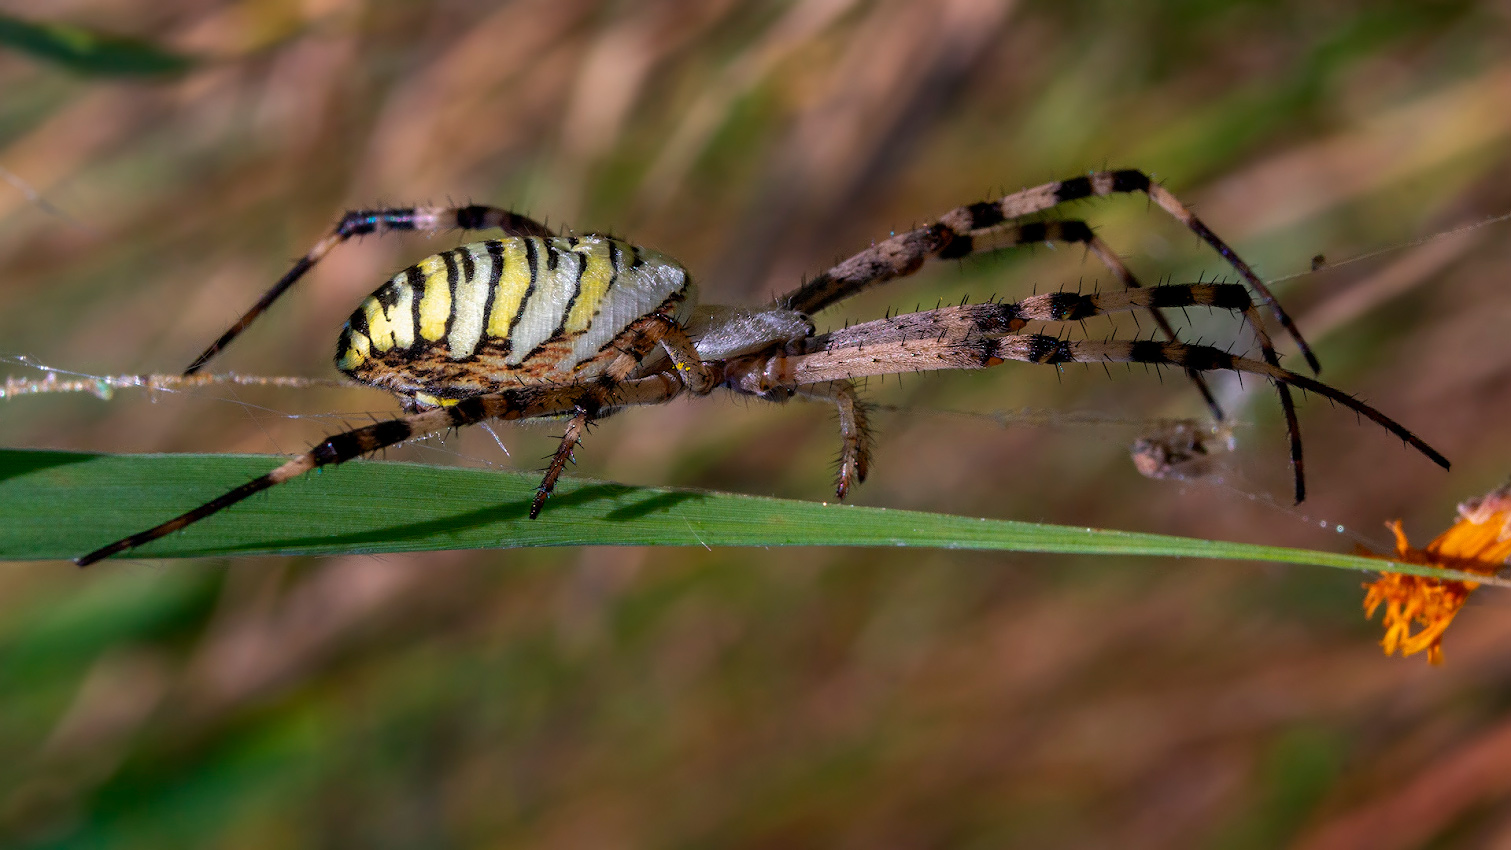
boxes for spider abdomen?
[336,234,695,398]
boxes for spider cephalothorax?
[76,170,1447,565]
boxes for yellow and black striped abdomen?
[336,235,695,398]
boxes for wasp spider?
[76,170,1448,565]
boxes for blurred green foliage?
[0,13,193,77]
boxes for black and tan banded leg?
[810,284,1258,352]
[775,169,1319,376]
[1006,279,1301,496]
[75,374,686,566]
[184,205,556,375]
[794,380,872,499]
[852,282,1299,501]
[926,218,1226,419]
[968,276,1299,499]
[773,296,1447,503]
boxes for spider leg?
[75,373,684,566]
[533,409,593,518]
[775,169,1317,373]
[184,205,555,375]
[794,380,872,499]
[809,283,1253,348]
[987,336,1442,472]
[992,221,1223,419]
[1005,282,1302,497]
[806,280,1303,497]
[824,218,1226,419]
[765,305,1445,502]
[650,316,717,394]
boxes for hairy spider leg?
[978,275,1301,500]
[940,218,1228,418]
[758,291,1446,495]
[807,285,1303,496]
[791,212,1305,499]
[775,170,1316,374]
[75,373,687,566]
[793,381,872,498]
[184,206,555,375]
[534,408,594,519]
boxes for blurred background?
[3,0,1511,846]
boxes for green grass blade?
[0,448,1490,583]
[0,14,194,76]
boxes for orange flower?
[1361,486,1511,664]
